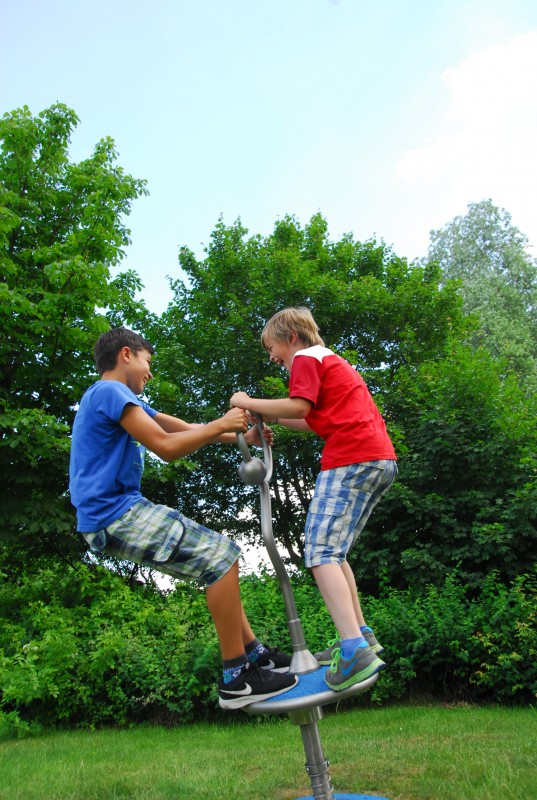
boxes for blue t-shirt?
[69,380,158,532]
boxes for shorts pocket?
[153,518,185,563]
[83,530,108,552]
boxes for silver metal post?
[289,708,334,800]
[258,481,319,674]
[237,417,318,673]
[236,416,389,800]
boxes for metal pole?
[290,708,334,800]
[258,481,319,674]
[236,417,391,800]
[237,419,334,798]
[258,472,334,798]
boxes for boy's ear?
[119,346,132,363]
[289,331,298,344]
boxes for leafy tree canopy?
[0,104,151,566]
[2,107,535,595]
[146,214,468,570]
[146,213,535,592]
[427,200,537,384]
[366,341,537,592]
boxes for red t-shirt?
[289,346,396,471]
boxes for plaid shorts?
[82,498,241,588]
[304,460,397,568]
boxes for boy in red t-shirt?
[230,307,397,691]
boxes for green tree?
[427,200,537,384]
[146,214,467,571]
[358,342,537,593]
[0,104,150,567]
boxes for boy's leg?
[340,560,384,654]
[92,500,297,705]
[241,607,257,648]
[340,560,366,627]
[311,563,362,639]
[206,560,298,707]
[313,561,384,662]
[306,463,397,688]
[205,560,246,660]
[313,562,384,690]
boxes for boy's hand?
[230,391,251,409]
[221,407,248,433]
[245,423,274,448]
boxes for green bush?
[0,563,535,736]
[0,564,218,729]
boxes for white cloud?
[396,30,537,249]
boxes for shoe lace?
[263,646,281,657]
[326,637,341,659]
[247,661,273,684]
[329,647,342,674]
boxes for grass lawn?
[1,704,535,800]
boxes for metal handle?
[236,412,318,675]
[236,413,273,484]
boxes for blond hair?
[261,307,325,350]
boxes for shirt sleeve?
[94,382,158,422]
[140,399,158,418]
[289,354,322,406]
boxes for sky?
[2,0,537,315]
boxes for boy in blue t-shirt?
[69,327,297,709]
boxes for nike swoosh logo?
[263,659,276,669]
[341,655,364,676]
[223,683,253,696]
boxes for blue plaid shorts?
[82,498,241,587]
[304,460,397,568]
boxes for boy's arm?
[119,405,248,462]
[151,412,197,433]
[151,411,270,446]
[230,392,312,421]
[274,418,313,432]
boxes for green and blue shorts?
[82,498,240,587]
[304,460,397,568]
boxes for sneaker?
[363,629,384,655]
[314,637,341,666]
[252,646,292,673]
[315,631,384,664]
[218,662,298,709]
[325,645,386,692]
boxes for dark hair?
[93,327,155,375]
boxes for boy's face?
[265,335,301,372]
[126,348,153,395]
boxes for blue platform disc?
[243,666,379,715]
[294,795,391,800]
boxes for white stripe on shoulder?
[294,345,335,363]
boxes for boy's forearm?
[230,394,310,419]
[153,412,198,433]
[277,418,313,432]
[155,413,235,443]
[152,419,233,461]
[215,431,238,443]
[120,406,247,463]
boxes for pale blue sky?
[2,0,537,314]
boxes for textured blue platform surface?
[243,665,379,715]
[265,666,331,701]
[294,795,391,799]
